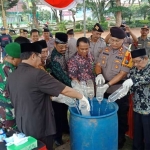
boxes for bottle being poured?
[107,85,128,102]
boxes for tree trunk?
[59,10,63,22]
[115,0,122,26]
[51,9,59,23]
[31,2,39,28]
[72,12,75,29]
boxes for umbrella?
[41,0,82,10]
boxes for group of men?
[0,23,150,150]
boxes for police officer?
[89,23,106,62]
[132,25,150,56]
[95,27,133,149]
[66,29,77,61]
[19,29,28,38]
[0,27,12,58]
[42,28,55,57]
[105,24,137,48]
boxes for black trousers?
[52,101,69,141]
[133,112,150,150]
[104,93,129,142]
[39,135,54,150]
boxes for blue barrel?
[69,98,118,150]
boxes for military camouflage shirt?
[49,48,72,87]
[0,61,15,123]
[129,60,150,114]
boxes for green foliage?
[148,16,150,21]
[109,22,116,26]
[58,21,68,31]
[75,23,81,29]
[3,0,19,10]
[101,22,108,30]
[85,21,108,31]
[74,29,82,32]
[134,20,150,27]
[38,9,51,21]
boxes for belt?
[106,80,125,85]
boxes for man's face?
[132,57,148,70]
[55,43,67,55]
[77,42,89,57]
[20,32,28,38]
[140,28,149,37]
[31,32,39,42]
[24,32,28,38]
[43,32,50,39]
[1,30,6,34]
[92,30,102,40]
[41,48,48,62]
[13,58,21,66]
[109,37,124,49]
[32,53,42,68]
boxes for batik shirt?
[0,61,15,123]
[67,52,95,82]
[129,60,150,114]
[49,48,71,87]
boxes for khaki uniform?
[123,36,132,47]
[65,37,77,61]
[97,45,131,93]
[131,37,150,56]
[89,37,106,62]
[46,38,55,56]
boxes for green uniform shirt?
[0,61,15,122]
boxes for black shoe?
[54,139,64,146]
[118,138,126,149]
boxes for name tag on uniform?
[115,56,122,60]
[103,52,109,56]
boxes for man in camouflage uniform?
[0,42,21,131]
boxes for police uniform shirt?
[123,36,132,47]
[137,36,150,56]
[97,46,130,93]
[65,37,77,61]
[89,36,106,62]
[7,63,66,139]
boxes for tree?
[139,4,150,20]
[2,0,19,10]
[22,0,39,28]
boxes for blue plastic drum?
[69,98,118,150]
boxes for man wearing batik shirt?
[48,32,71,146]
[120,48,150,150]
[0,43,21,130]
[68,37,95,82]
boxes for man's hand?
[122,78,133,90]
[79,95,90,111]
[95,74,105,85]
[101,84,109,93]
